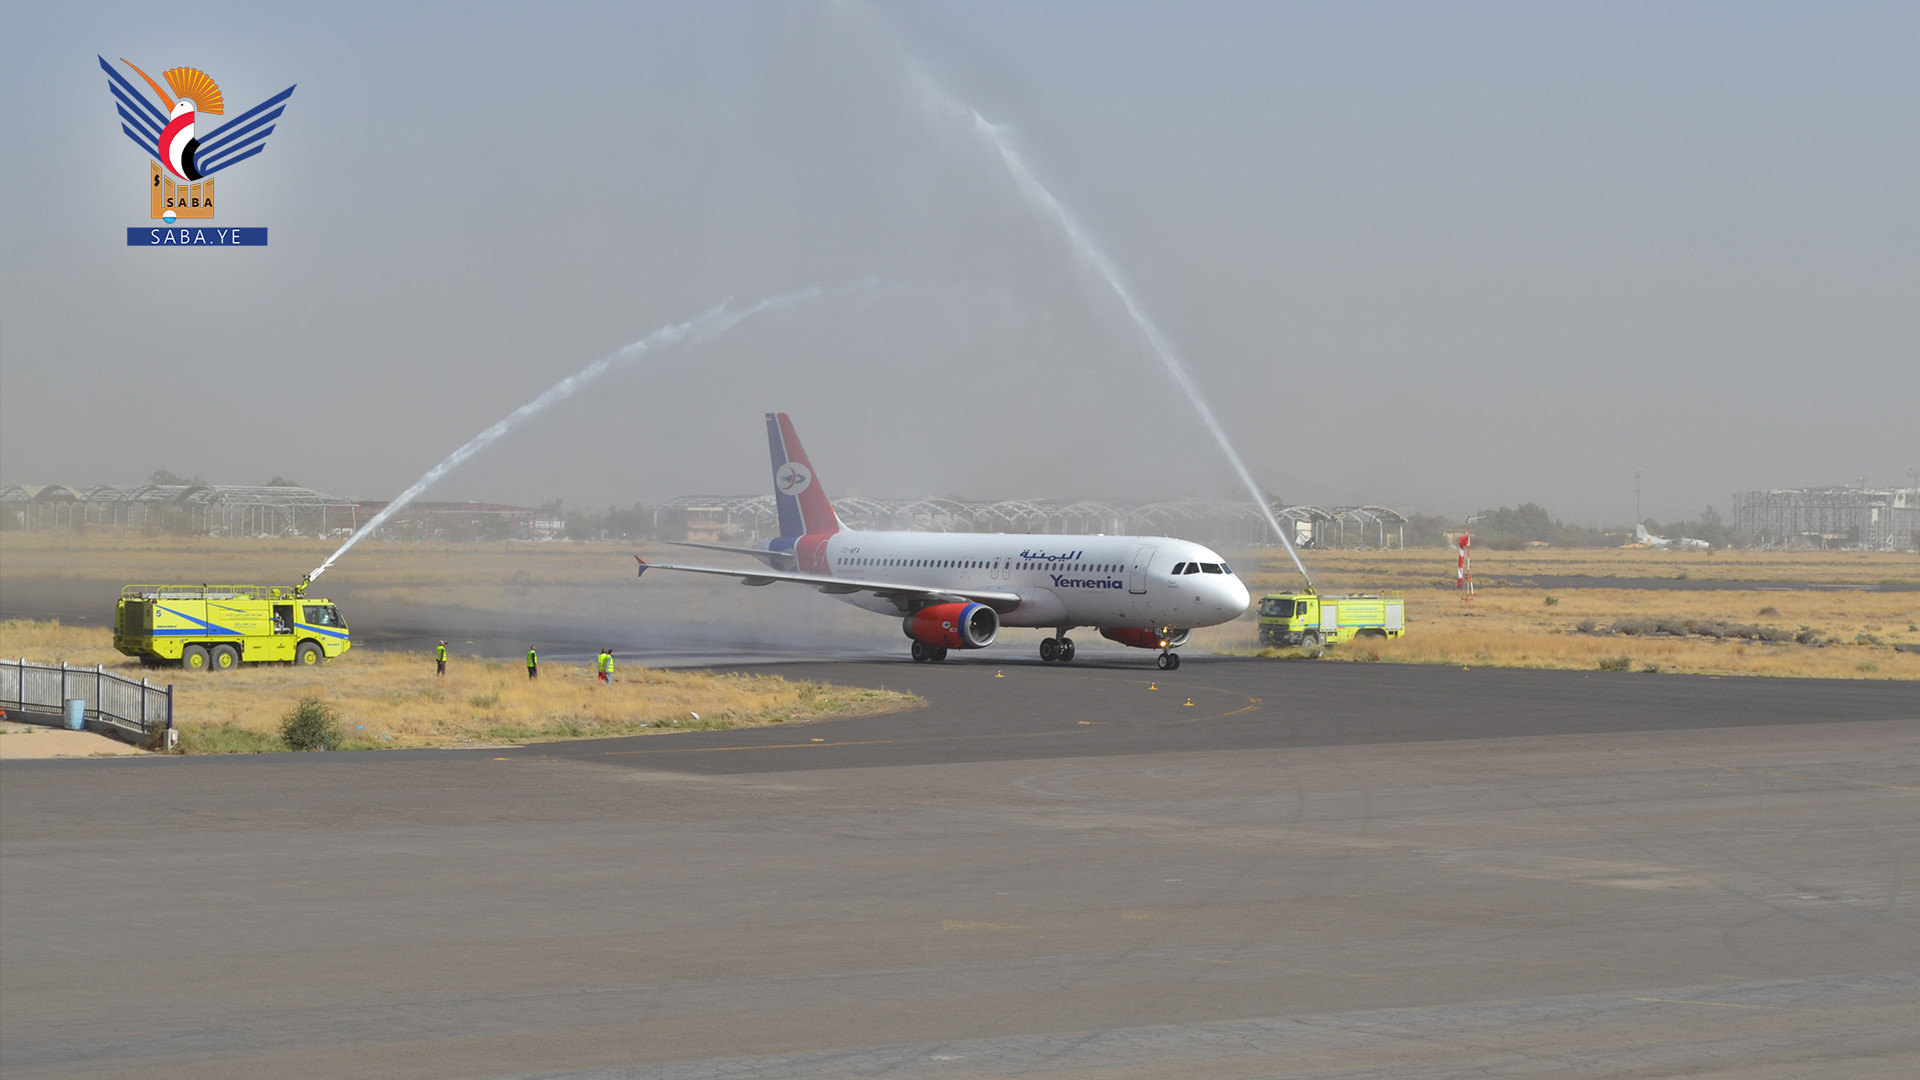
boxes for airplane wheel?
[1058,638,1075,662]
[1039,637,1059,662]
[930,646,948,662]
[911,640,929,662]
[1156,652,1174,671]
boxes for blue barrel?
[64,699,86,730]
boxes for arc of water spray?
[303,286,827,588]
[903,64,1314,587]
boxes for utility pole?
[1634,470,1642,524]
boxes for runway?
[527,657,1919,773]
[2,658,1916,1079]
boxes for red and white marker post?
[1456,532,1475,601]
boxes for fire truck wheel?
[182,645,209,672]
[296,642,323,667]
[210,644,239,671]
[1302,631,1324,657]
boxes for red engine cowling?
[903,602,998,650]
[1100,627,1192,650]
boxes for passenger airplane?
[1631,523,1710,550]
[636,414,1251,669]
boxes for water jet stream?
[904,64,1313,586]
[303,287,826,588]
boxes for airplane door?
[1129,545,1156,594]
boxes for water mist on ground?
[874,29,1314,586]
[304,287,830,587]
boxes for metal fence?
[0,659,173,742]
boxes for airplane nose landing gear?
[1156,651,1181,670]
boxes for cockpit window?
[1171,562,1186,574]
[1200,563,1222,574]
[1220,563,1232,574]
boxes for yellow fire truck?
[1258,590,1404,652]
[115,585,351,671]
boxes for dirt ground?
[0,719,145,759]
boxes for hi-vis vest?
[597,652,612,673]
[436,644,447,661]
[527,648,538,666]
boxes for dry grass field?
[1194,545,1920,679]
[0,620,919,753]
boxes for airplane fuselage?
[777,528,1250,630]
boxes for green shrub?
[1758,606,1779,617]
[1596,655,1633,672]
[280,697,343,751]
[1543,596,1558,606]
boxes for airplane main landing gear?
[1156,651,1181,671]
[1039,633,1076,663]
[911,641,949,663]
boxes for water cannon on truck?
[115,584,351,671]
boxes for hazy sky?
[3,1,1914,525]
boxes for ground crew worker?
[526,646,538,680]
[436,641,448,676]
[596,648,613,684]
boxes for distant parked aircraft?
[1629,523,1710,550]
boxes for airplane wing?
[664,540,796,569]
[636,556,1022,613]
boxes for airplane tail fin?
[766,413,841,538]
[1635,523,1651,543]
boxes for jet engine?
[903,602,999,650]
[1099,627,1192,650]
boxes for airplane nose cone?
[1223,575,1250,615]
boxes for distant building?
[0,483,358,536]
[351,501,538,542]
[0,485,541,541]
[1732,487,1919,552]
